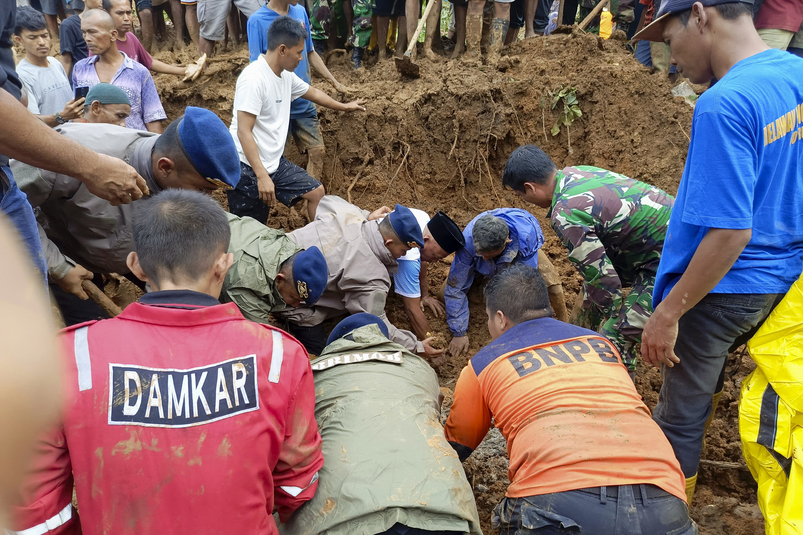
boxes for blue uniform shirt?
[445,208,545,336]
[654,49,803,306]
[246,4,316,119]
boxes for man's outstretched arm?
[301,86,366,113]
[0,90,147,205]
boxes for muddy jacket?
[276,196,423,353]
[10,123,161,278]
[445,208,544,336]
[221,212,302,323]
[9,290,324,535]
[281,325,483,535]
[548,166,674,317]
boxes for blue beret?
[388,204,424,248]
[178,106,241,189]
[292,246,327,306]
[326,313,390,346]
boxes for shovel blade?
[395,55,420,78]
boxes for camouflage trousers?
[349,0,373,48]
[573,271,654,372]
[309,0,333,41]
[579,0,634,32]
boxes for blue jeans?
[635,40,652,67]
[653,292,784,477]
[0,166,47,282]
[493,485,696,534]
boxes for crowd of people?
[1,0,802,534]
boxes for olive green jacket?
[281,325,482,535]
[220,213,301,323]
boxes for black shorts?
[374,0,405,17]
[135,0,152,12]
[509,0,524,28]
[226,158,322,224]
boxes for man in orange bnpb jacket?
[8,189,325,535]
[444,264,696,534]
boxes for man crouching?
[281,313,482,535]
[445,264,696,534]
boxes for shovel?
[395,0,438,78]
[82,279,123,317]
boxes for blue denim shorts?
[289,109,325,154]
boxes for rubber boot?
[465,13,483,59]
[368,22,378,53]
[486,17,509,64]
[351,46,364,69]
[702,389,723,452]
[685,473,698,505]
[387,17,397,52]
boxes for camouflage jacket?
[220,213,302,323]
[548,166,674,315]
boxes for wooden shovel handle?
[578,0,610,31]
[82,279,123,318]
[405,0,439,56]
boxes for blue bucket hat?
[632,0,753,42]
[387,204,425,249]
[326,313,390,346]
[292,246,328,306]
[177,106,241,189]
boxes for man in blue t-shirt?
[247,0,354,180]
[634,0,803,505]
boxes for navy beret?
[293,246,327,306]
[178,106,241,189]
[427,211,465,254]
[326,313,390,346]
[388,204,424,248]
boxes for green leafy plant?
[548,86,582,153]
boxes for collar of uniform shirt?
[130,135,162,194]
[361,219,398,270]
[546,169,568,218]
[138,289,221,309]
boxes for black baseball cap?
[632,0,753,42]
[427,211,465,254]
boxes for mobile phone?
[75,86,90,100]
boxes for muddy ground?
[141,29,763,534]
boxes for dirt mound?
[151,31,763,535]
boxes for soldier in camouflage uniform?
[502,145,674,376]
[309,0,333,50]
[348,0,373,67]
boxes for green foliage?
[548,86,582,137]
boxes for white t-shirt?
[16,57,72,116]
[229,55,310,174]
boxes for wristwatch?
[55,112,67,125]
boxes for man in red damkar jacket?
[8,189,324,535]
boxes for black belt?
[576,484,670,500]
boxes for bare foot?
[450,42,465,59]
[378,48,387,61]
[423,48,438,61]
[524,30,537,38]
